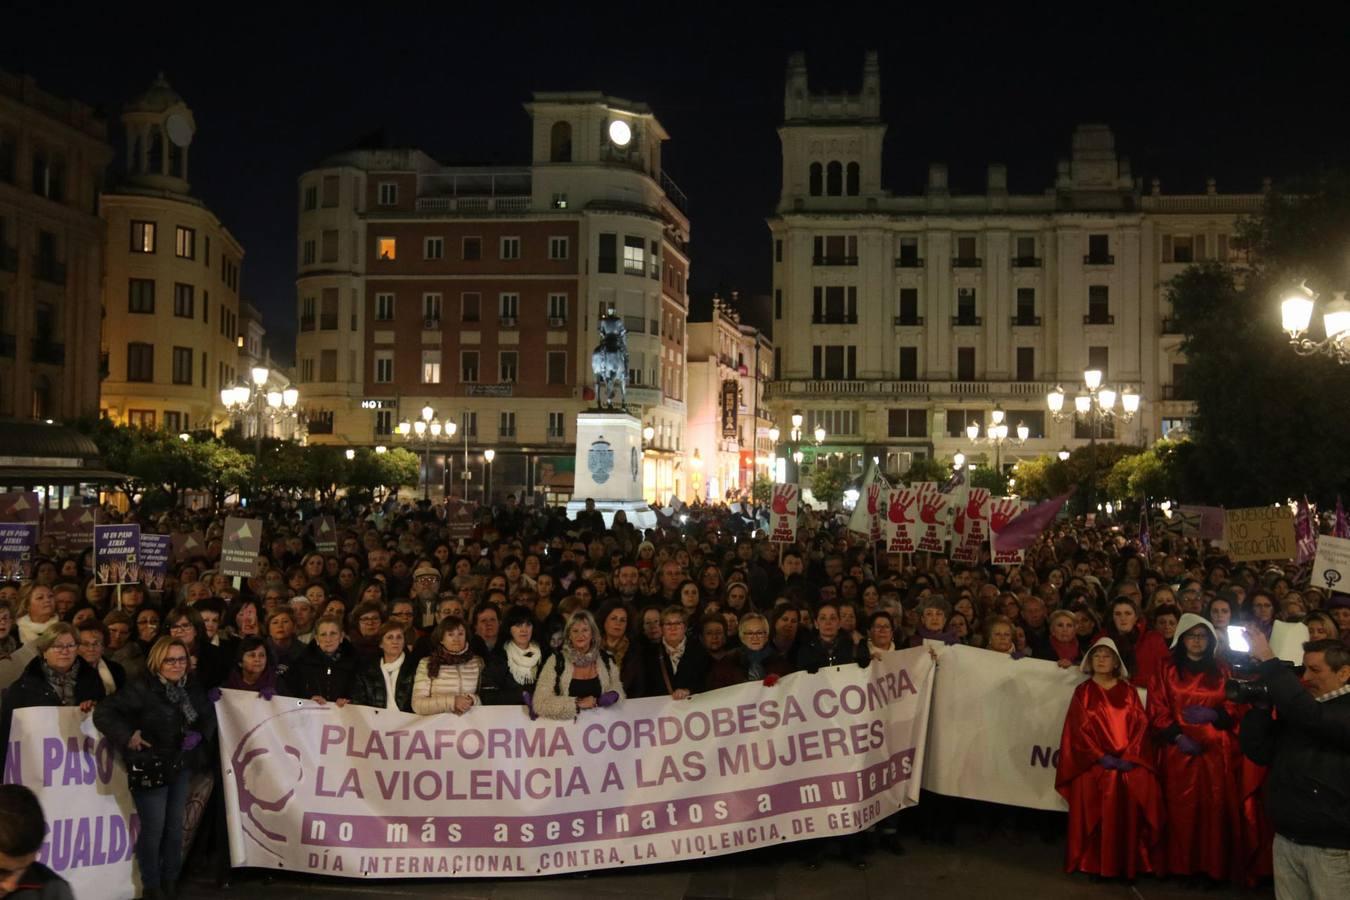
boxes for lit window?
[421,350,441,384]
[131,221,156,253]
[377,237,396,260]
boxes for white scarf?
[505,642,540,685]
[665,638,687,672]
[94,658,117,695]
[380,656,403,711]
[867,642,893,658]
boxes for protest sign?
[64,507,97,554]
[0,522,38,580]
[989,497,1029,565]
[218,648,935,878]
[1224,506,1296,562]
[445,500,475,543]
[950,487,990,564]
[2,706,142,900]
[0,491,41,523]
[1172,505,1226,540]
[42,509,67,550]
[768,483,799,544]
[1271,620,1312,665]
[911,483,948,553]
[138,533,173,591]
[312,515,338,554]
[883,486,917,554]
[93,524,142,586]
[172,530,207,561]
[221,517,262,578]
[1311,533,1350,594]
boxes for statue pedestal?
[565,411,655,530]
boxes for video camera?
[1222,624,1290,707]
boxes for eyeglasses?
[169,621,194,631]
[78,640,104,650]
[742,630,768,637]
[162,656,189,665]
[49,642,77,652]
[359,614,382,623]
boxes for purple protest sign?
[0,491,41,523]
[93,523,142,586]
[0,522,38,581]
[220,517,262,578]
[311,515,337,554]
[139,534,173,592]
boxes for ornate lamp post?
[399,405,454,501]
[483,448,495,505]
[220,366,299,459]
[1281,281,1350,363]
[965,403,1029,474]
[1047,370,1139,509]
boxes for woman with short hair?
[411,616,482,716]
[352,622,418,712]
[284,615,358,705]
[478,607,544,706]
[708,613,792,690]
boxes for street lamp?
[375,445,387,454]
[778,412,824,484]
[345,449,355,460]
[966,404,1027,474]
[1281,281,1350,363]
[221,368,300,459]
[483,448,495,505]
[953,451,966,470]
[1057,446,1071,462]
[1048,370,1140,508]
[399,405,453,501]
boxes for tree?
[1011,454,1066,500]
[303,445,350,503]
[1102,438,1185,504]
[184,441,252,508]
[808,465,849,508]
[751,475,774,506]
[1169,173,1350,505]
[900,457,950,485]
[969,466,1008,496]
[348,448,419,503]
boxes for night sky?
[9,5,1350,364]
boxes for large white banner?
[921,645,1078,812]
[2,706,142,900]
[217,649,935,878]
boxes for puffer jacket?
[283,639,360,702]
[93,672,216,775]
[352,653,418,712]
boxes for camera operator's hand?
[1245,626,1276,662]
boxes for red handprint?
[990,499,1018,532]
[771,485,797,515]
[887,490,916,525]
[919,491,945,524]
[966,493,984,520]
[867,484,883,515]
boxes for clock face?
[165,113,194,148]
[608,119,632,147]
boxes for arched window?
[809,162,822,196]
[130,134,142,174]
[550,121,572,163]
[147,126,164,175]
[846,162,860,196]
[31,375,50,420]
[826,161,843,196]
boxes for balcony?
[1162,317,1183,335]
[34,256,65,284]
[1162,384,1191,401]
[893,315,924,326]
[0,334,14,357]
[1083,254,1115,265]
[1010,314,1042,326]
[951,257,983,268]
[548,316,567,328]
[813,255,858,266]
[413,195,531,214]
[546,431,567,444]
[320,313,338,330]
[894,256,924,269]
[812,315,858,325]
[1083,313,1116,325]
[32,340,64,365]
[951,314,983,326]
[766,379,1058,401]
[1012,256,1042,268]
[299,315,315,332]
[0,245,17,272]
[499,316,518,328]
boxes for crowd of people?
[0,491,1348,898]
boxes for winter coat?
[92,672,216,777]
[532,650,624,720]
[282,640,360,702]
[352,654,418,713]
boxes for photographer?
[1238,629,1350,898]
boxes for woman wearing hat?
[1056,638,1163,882]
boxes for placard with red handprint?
[769,483,799,544]
[989,497,1029,565]
[884,487,918,553]
[913,482,948,553]
[866,482,885,543]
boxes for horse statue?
[591,308,629,411]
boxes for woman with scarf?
[479,606,545,705]
[95,636,214,900]
[345,600,386,663]
[411,616,483,716]
[1035,609,1083,668]
[708,613,792,689]
[1148,613,1249,887]
[906,597,958,648]
[1056,638,1164,883]
[594,601,643,697]
[1,624,105,760]
[352,622,418,712]
[768,603,804,668]
[285,615,358,705]
[222,636,280,696]
[529,610,622,720]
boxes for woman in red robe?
[1056,637,1165,882]
[1148,612,1247,886]
[1100,598,1169,692]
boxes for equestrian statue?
[591,307,629,411]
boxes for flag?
[1139,505,1152,558]
[991,489,1075,551]
[848,461,887,536]
[1295,496,1318,564]
[1336,497,1349,539]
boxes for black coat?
[92,672,216,774]
[351,654,418,713]
[188,640,229,690]
[642,639,711,697]
[1239,658,1350,849]
[797,634,856,672]
[283,640,359,702]
[478,645,546,705]
[1,657,107,763]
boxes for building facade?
[0,71,112,421]
[99,75,245,435]
[686,294,773,501]
[294,92,690,503]
[767,52,1261,478]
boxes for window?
[128,278,155,314]
[888,409,927,438]
[462,237,481,260]
[547,293,568,323]
[812,235,857,265]
[1013,411,1047,439]
[898,288,920,325]
[422,350,441,384]
[1015,288,1037,324]
[947,408,983,438]
[1016,347,1035,382]
[374,410,393,436]
[424,237,444,260]
[826,161,842,196]
[499,293,519,324]
[175,227,195,259]
[1085,345,1109,376]
[956,347,976,381]
[162,411,182,433]
[1087,285,1111,324]
[320,288,338,329]
[461,351,479,383]
[499,411,516,438]
[461,292,481,322]
[955,236,978,264]
[899,347,918,380]
[812,286,857,324]
[598,233,617,273]
[499,351,518,383]
[807,409,857,436]
[314,350,334,383]
[303,185,317,211]
[171,346,192,384]
[321,175,339,207]
[203,236,210,267]
[321,230,338,263]
[131,221,156,253]
[547,351,567,385]
[374,293,394,321]
[1161,417,1192,438]
[127,343,153,382]
[547,412,565,438]
[500,236,521,260]
[550,121,573,162]
[378,182,398,206]
[774,240,783,263]
[774,289,782,320]
[376,237,396,260]
[173,283,193,318]
[460,411,478,438]
[422,293,442,324]
[956,288,978,324]
[846,162,860,196]
[1086,233,1112,264]
[127,409,155,429]
[548,236,569,260]
[897,237,920,267]
[623,236,645,275]
[811,345,856,380]
[551,192,569,209]
[302,239,316,265]
[374,353,393,383]
[1015,235,1036,261]
[299,358,314,382]
[1075,414,1115,440]
[809,162,823,196]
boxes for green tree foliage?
[1011,454,1064,500]
[1102,439,1186,503]
[808,465,849,508]
[1170,173,1350,505]
[969,465,1008,496]
[348,448,420,502]
[899,457,950,485]
[751,475,774,505]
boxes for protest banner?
[221,517,262,578]
[312,515,338,554]
[0,522,38,580]
[911,483,948,553]
[883,486,917,554]
[1311,533,1350,594]
[93,524,142,586]
[0,491,41,523]
[989,497,1029,565]
[768,483,799,544]
[1172,505,1226,540]
[1224,506,1296,562]
[2,706,142,900]
[138,533,173,591]
[922,644,1098,812]
[218,648,935,878]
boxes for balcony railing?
[34,256,65,284]
[319,313,338,330]
[893,315,924,326]
[0,334,14,358]
[951,314,983,326]
[413,195,531,214]
[1083,313,1116,325]
[813,256,858,266]
[299,315,315,332]
[1012,256,1042,267]
[766,379,1060,400]
[0,245,17,272]
[812,315,858,325]
[894,256,924,268]
[423,317,441,330]
[32,340,64,365]
[546,431,567,443]
[1083,254,1115,265]
[952,257,983,268]
[1011,314,1042,326]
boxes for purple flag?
[1295,497,1318,564]
[1139,506,1152,558]
[1336,497,1349,540]
[993,489,1075,551]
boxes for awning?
[0,467,129,485]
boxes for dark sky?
[9,5,1350,363]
